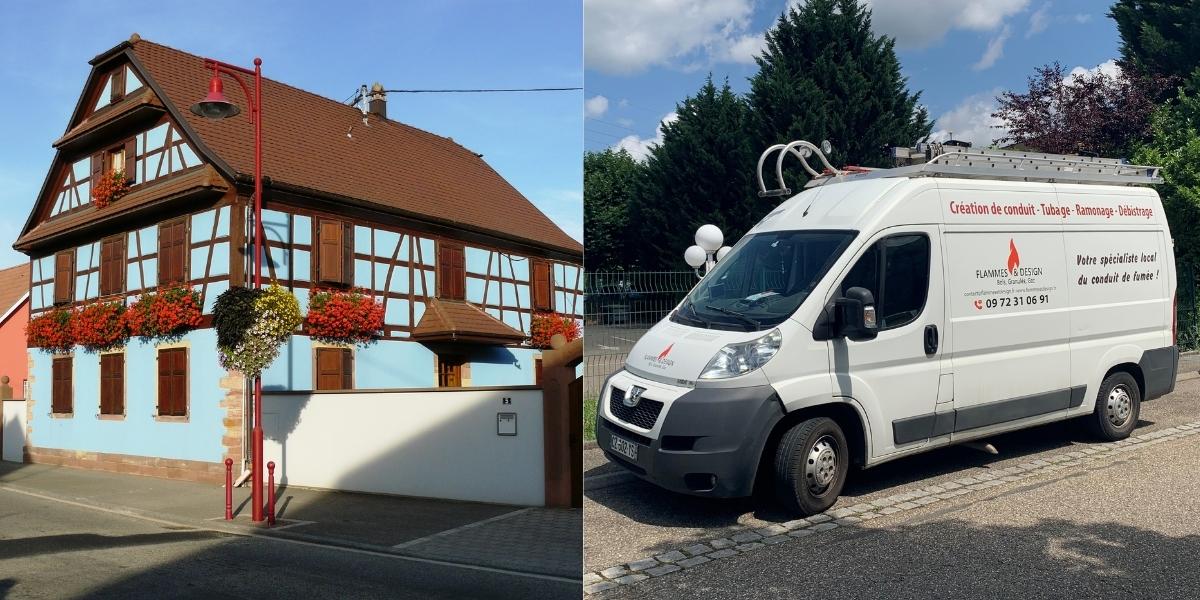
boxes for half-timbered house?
[13,35,583,482]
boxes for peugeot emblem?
[623,386,646,408]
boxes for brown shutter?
[532,260,551,311]
[123,138,137,184]
[91,152,104,182]
[343,223,354,286]
[54,251,74,305]
[438,243,465,300]
[52,358,72,414]
[317,219,344,284]
[100,353,124,415]
[342,349,353,390]
[100,236,125,296]
[158,348,187,416]
[316,348,346,390]
[159,219,186,284]
[110,67,125,102]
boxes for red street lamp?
[191,57,266,522]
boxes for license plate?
[609,434,639,462]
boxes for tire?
[773,417,849,516]
[1086,371,1141,441]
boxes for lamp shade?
[190,74,240,119]
[684,245,707,268]
[695,224,724,252]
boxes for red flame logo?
[1007,239,1020,273]
[658,344,674,360]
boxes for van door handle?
[924,324,939,355]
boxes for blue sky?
[0,0,581,267]
[585,0,1121,158]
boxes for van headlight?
[699,329,782,379]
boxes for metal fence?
[583,271,695,397]
[1179,263,1199,352]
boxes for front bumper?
[595,373,784,498]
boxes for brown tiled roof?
[0,263,30,319]
[127,39,581,257]
[411,299,527,344]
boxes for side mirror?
[836,287,878,341]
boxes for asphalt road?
[0,489,580,600]
[586,377,1200,598]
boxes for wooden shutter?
[54,251,74,305]
[123,138,137,184]
[100,236,125,296]
[157,348,187,417]
[315,348,352,391]
[532,260,552,311]
[438,243,465,300]
[110,67,125,102]
[91,152,104,182]
[100,353,124,415]
[317,219,344,284]
[343,223,354,286]
[437,354,464,388]
[52,357,72,414]
[158,219,186,284]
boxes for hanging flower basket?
[213,283,302,378]
[126,284,203,344]
[91,170,130,209]
[305,288,385,346]
[72,302,130,352]
[530,311,580,349]
[26,308,75,354]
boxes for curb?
[583,420,1200,595]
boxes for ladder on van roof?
[756,140,1163,196]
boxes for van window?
[675,230,856,331]
[841,233,930,330]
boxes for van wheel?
[1087,372,1141,441]
[773,417,848,516]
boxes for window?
[100,353,124,416]
[532,260,553,311]
[109,67,126,103]
[316,218,352,285]
[437,354,466,388]
[437,242,465,300]
[53,250,75,305]
[840,233,930,330]
[51,357,72,415]
[157,348,188,417]
[158,218,187,284]
[99,235,125,296]
[315,348,353,391]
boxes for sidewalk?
[0,461,580,579]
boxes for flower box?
[126,284,203,343]
[91,170,130,209]
[305,288,385,346]
[530,312,580,349]
[72,302,129,352]
[26,308,75,354]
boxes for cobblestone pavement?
[396,508,582,578]
[584,374,1200,595]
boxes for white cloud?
[613,112,678,161]
[1068,59,1121,80]
[584,0,759,74]
[972,25,1011,71]
[1027,2,1050,37]
[863,0,1028,48]
[929,89,1008,148]
[585,95,610,118]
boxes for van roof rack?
[756,140,1163,196]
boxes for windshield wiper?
[682,301,710,327]
[704,304,761,329]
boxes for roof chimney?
[368,82,386,119]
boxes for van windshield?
[673,230,856,331]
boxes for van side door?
[826,225,947,457]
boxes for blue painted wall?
[29,328,228,463]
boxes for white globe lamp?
[695,224,723,253]
[684,245,707,269]
[716,246,732,262]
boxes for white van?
[595,142,1179,515]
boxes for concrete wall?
[28,328,228,463]
[262,387,545,506]
[2,400,25,462]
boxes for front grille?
[608,386,664,430]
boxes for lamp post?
[684,224,732,278]
[191,57,265,522]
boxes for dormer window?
[92,65,142,113]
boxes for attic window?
[91,65,141,113]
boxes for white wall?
[262,388,545,506]
[2,400,26,462]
